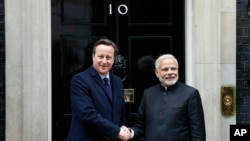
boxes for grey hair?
[155,54,179,69]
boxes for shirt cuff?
[129,128,134,139]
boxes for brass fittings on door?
[221,86,234,116]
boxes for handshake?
[118,125,134,141]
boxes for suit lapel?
[89,66,113,106]
[95,75,113,106]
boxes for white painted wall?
[5,0,51,141]
[186,0,236,141]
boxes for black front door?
[52,0,185,140]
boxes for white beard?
[159,75,178,87]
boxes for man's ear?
[154,69,159,77]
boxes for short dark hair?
[92,38,119,57]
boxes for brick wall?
[0,0,4,140]
[236,0,250,124]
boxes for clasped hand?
[118,125,131,141]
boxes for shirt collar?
[99,73,110,80]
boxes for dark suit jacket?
[131,82,206,141]
[67,66,126,141]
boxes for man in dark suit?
[128,54,206,141]
[67,39,130,141]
